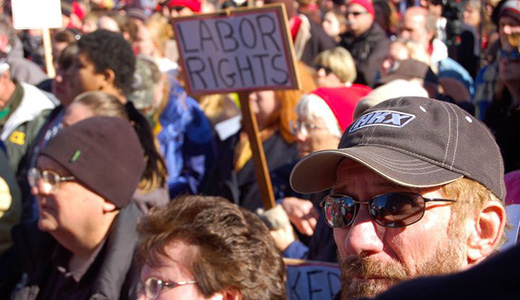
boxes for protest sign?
[11,0,61,77]
[173,4,300,212]
[12,0,62,29]
[285,259,341,300]
[172,4,300,95]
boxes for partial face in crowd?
[67,51,108,99]
[138,240,227,300]
[399,8,432,52]
[346,3,374,37]
[333,160,467,300]
[33,156,107,240]
[498,15,520,84]
[62,101,95,127]
[248,90,280,130]
[294,114,340,158]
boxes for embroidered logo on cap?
[70,150,81,163]
[349,110,416,132]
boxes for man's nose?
[31,179,51,196]
[343,205,385,256]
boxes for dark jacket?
[483,91,520,173]
[338,23,390,87]
[202,131,299,212]
[299,18,336,67]
[12,201,141,300]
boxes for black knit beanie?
[41,117,145,208]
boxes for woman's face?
[463,3,481,28]
[322,11,341,38]
[138,240,228,300]
[62,102,94,127]
[249,90,280,129]
[294,115,340,158]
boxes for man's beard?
[338,234,466,300]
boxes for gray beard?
[338,237,466,300]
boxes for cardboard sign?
[285,259,341,300]
[502,205,520,250]
[12,0,62,29]
[172,4,300,95]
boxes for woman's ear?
[466,201,507,264]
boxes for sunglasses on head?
[321,192,456,228]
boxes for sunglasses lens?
[370,193,425,227]
[323,196,357,228]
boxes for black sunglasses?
[314,64,333,75]
[321,192,456,228]
[346,11,368,17]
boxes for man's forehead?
[37,155,70,175]
[334,159,393,185]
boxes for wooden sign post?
[11,0,63,77]
[173,4,300,210]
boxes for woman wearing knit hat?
[275,86,370,261]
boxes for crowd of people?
[0,0,518,299]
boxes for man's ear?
[102,200,117,213]
[466,201,506,264]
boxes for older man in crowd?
[12,117,145,299]
[290,96,507,300]
[399,6,474,96]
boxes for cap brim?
[290,146,463,194]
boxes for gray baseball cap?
[290,96,505,200]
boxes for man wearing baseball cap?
[338,0,390,87]
[290,96,507,300]
[12,117,145,300]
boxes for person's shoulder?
[367,23,390,41]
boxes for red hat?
[500,0,520,23]
[168,0,201,13]
[348,0,375,17]
[311,85,372,131]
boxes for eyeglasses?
[140,277,197,299]
[289,120,324,136]
[321,192,456,228]
[498,49,520,62]
[346,11,368,17]
[314,64,333,75]
[27,168,75,194]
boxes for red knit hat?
[500,0,520,23]
[168,0,201,12]
[311,85,372,131]
[348,0,375,17]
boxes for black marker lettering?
[238,18,257,49]
[256,14,280,51]
[199,20,219,51]
[215,20,238,52]
[217,58,235,87]
[252,53,269,85]
[185,57,207,89]
[270,54,289,85]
